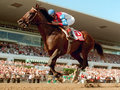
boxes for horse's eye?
[30,12,35,15]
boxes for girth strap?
[59,27,72,54]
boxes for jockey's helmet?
[48,9,55,16]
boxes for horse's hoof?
[53,72,63,83]
[72,79,79,83]
[74,80,79,83]
[57,77,63,83]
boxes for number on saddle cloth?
[70,28,84,41]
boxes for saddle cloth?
[60,27,84,41]
[72,30,84,41]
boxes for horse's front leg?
[48,49,63,82]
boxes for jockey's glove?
[48,21,61,26]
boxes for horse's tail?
[94,41,104,58]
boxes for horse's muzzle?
[17,19,28,28]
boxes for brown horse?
[17,4,104,82]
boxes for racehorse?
[17,4,104,82]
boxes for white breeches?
[67,16,75,26]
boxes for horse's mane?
[36,6,61,31]
[37,7,54,22]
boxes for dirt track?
[0,83,120,90]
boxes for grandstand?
[0,1,120,87]
[0,0,120,70]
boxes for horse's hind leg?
[81,43,92,69]
[70,52,83,83]
[71,51,83,68]
[81,51,89,70]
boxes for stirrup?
[66,36,74,41]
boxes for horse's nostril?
[17,19,23,23]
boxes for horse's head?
[17,4,53,28]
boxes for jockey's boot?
[60,26,75,41]
[67,30,75,41]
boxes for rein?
[29,12,38,23]
[28,8,38,23]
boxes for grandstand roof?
[0,0,120,47]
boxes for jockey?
[48,9,75,39]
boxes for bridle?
[28,8,38,23]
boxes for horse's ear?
[35,3,39,10]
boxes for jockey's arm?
[51,16,68,26]
[48,13,69,26]
[49,19,68,26]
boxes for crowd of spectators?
[0,41,120,64]
[0,41,47,57]
[88,51,120,64]
[0,60,120,84]
[80,67,120,83]
[104,53,120,64]
[0,60,49,83]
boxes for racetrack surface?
[0,83,120,90]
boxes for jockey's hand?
[47,22,53,25]
[48,22,61,26]
[51,22,60,26]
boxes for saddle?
[59,27,84,41]
[59,27,85,53]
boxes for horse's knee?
[48,58,53,66]
[48,58,56,67]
